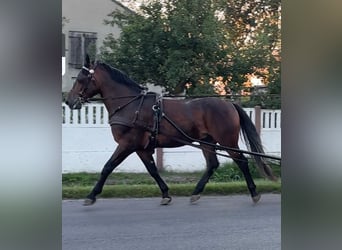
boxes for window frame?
[68,31,97,68]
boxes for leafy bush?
[212,161,281,182]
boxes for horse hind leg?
[191,145,219,203]
[229,149,260,203]
[136,150,172,205]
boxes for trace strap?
[161,112,281,161]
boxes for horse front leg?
[136,150,172,205]
[84,145,133,206]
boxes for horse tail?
[232,103,277,181]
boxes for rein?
[86,95,140,102]
[85,91,157,101]
[161,113,281,161]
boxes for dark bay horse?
[66,56,277,206]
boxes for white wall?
[62,104,281,173]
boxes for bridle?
[82,66,94,75]
[77,66,96,103]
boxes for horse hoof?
[252,194,261,203]
[83,198,96,206]
[160,197,172,205]
[190,194,201,203]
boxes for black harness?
[108,91,163,150]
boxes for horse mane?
[96,62,145,91]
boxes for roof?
[112,0,136,14]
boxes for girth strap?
[149,95,163,148]
[132,93,146,124]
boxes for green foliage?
[101,0,228,94]
[100,0,281,101]
[212,163,245,182]
[241,94,281,109]
[214,0,281,98]
[212,161,281,182]
[100,0,281,99]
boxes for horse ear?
[85,54,90,67]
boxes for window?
[68,31,97,68]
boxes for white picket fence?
[62,103,281,173]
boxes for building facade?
[62,0,131,92]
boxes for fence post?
[254,105,261,135]
[156,147,164,171]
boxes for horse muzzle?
[65,96,83,110]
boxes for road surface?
[63,194,280,250]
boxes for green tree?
[215,0,281,99]
[100,0,281,104]
[101,0,228,94]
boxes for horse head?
[66,54,100,109]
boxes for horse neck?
[98,75,142,115]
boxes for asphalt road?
[63,194,280,250]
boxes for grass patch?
[62,162,281,199]
[62,171,203,187]
[63,162,281,186]
[63,180,280,199]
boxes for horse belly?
[111,125,150,149]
